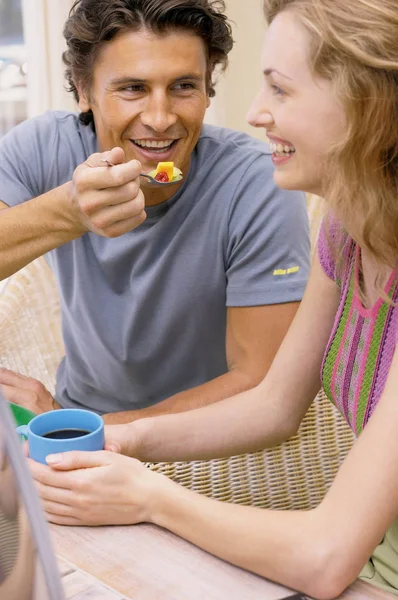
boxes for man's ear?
[74,80,91,112]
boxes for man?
[0,0,310,424]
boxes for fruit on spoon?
[149,162,183,183]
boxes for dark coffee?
[42,429,91,440]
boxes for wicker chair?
[0,196,355,510]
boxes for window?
[0,0,27,138]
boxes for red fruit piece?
[154,171,170,182]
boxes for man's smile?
[132,139,177,149]
[129,138,180,162]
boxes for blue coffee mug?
[16,409,104,464]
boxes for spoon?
[102,159,183,187]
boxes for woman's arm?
[31,351,398,599]
[148,345,398,599]
[29,247,398,599]
[118,252,340,462]
[30,252,398,599]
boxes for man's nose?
[140,93,178,132]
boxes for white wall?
[22,0,76,117]
[206,0,266,139]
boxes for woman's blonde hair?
[264,0,398,270]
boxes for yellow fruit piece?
[155,162,174,181]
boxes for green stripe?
[323,274,355,403]
[355,300,393,432]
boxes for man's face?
[78,28,211,191]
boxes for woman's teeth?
[269,141,295,156]
[133,139,175,150]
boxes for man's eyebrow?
[173,74,204,83]
[109,74,204,86]
[110,77,146,86]
[263,68,293,81]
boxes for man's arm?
[103,301,300,424]
[0,147,145,281]
[0,190,81,279]
[0,302,299,423]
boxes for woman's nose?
[247,89,274,129]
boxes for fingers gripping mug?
[16,409,105,464]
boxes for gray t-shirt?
[0,111,310,413]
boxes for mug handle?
[16,425,29,439]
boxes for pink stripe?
[352,316,376,432]
[330,301,355,401]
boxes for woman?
[29,0,398,597]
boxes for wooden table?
[51,522,396,600]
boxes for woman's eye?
[271,84,285,96]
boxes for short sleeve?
[0,116,49,205]
[317,218,337,281]
[225,155,311,306]
[0,111,90,207]
[317,215,353,285]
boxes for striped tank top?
[318,219,398,595]
[318,221,398,436]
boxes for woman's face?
[247,10,346,195]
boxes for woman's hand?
[28,450,167,526]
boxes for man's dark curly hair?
[63,0,234,126]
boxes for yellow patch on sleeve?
[273,266,300,276]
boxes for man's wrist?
[125,417,154,460]
[52,181,88,239]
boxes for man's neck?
[143,183,181,207]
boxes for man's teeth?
[133,139,175,149]
[269,141,295,156]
